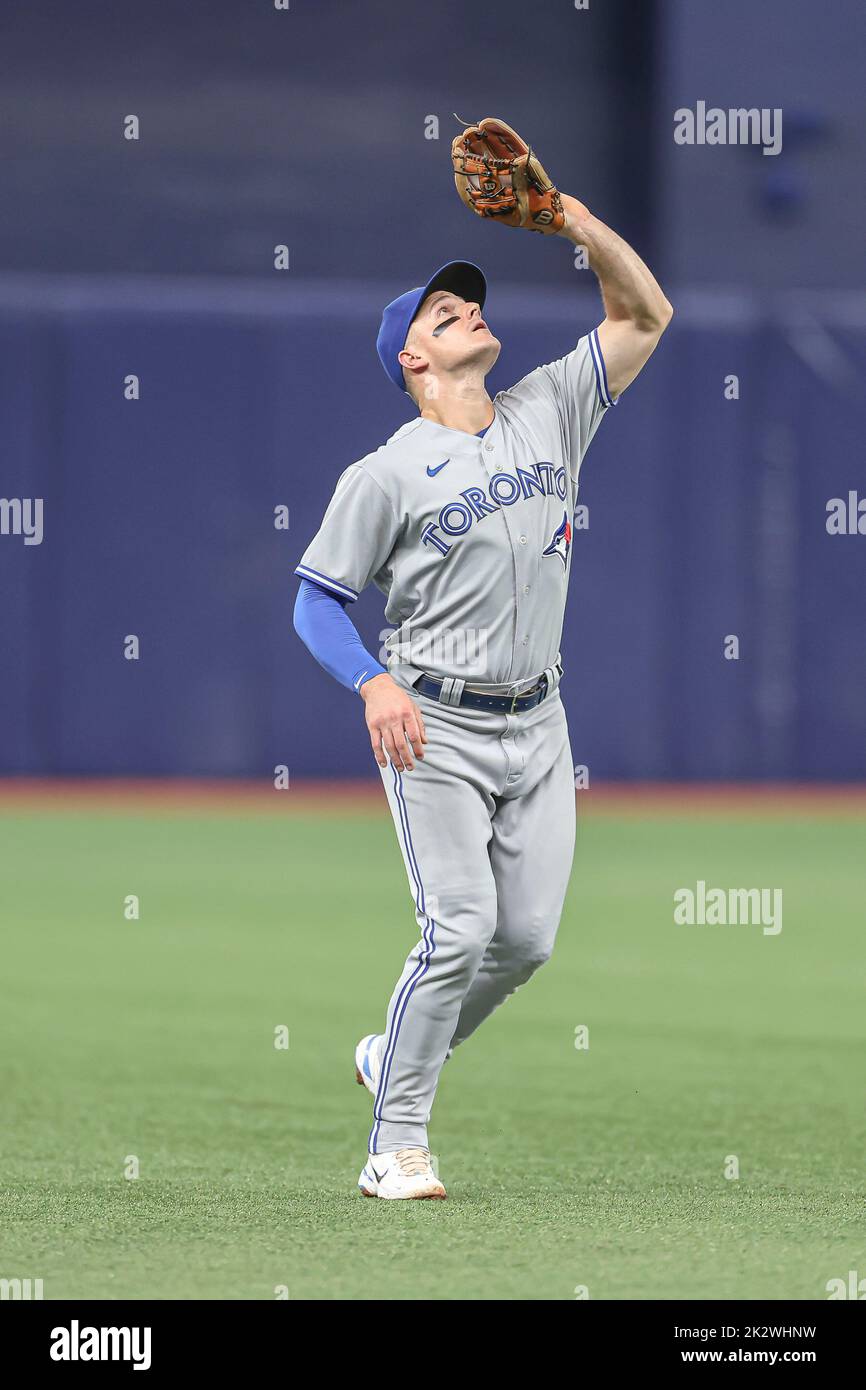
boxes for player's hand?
[360,673,428,772]
[451,117,565,234]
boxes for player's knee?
[432,895,498,974]
[465,909,499,971]
[519,935,556,976]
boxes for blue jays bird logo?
[542,511,572,568]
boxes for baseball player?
[293,120,672,1199]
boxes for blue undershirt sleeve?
[293,577,387,695]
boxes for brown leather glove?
[451,117,565,235]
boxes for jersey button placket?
[479,437,522,673]
[515,528,532,657]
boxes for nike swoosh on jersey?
[426,459,450,476]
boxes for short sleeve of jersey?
[295,464,400,602]
[507,327,617,481]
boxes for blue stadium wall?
[2,276,864,780]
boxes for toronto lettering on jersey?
[421,460,568,555]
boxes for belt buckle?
[507,678,530,714]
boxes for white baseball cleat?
[354,1033,384,1096]
[358,1148,447,1200]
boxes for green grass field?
[1,797,864,1301]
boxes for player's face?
[405,291,501,382]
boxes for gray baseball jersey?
[295,327,615,687]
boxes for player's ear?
[398,345,427,374]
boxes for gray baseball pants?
[368,685,576,1154]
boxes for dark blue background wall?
[1,0,862,780]
[0,0,654,280]
[2,275,863,778]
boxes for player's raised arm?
[556,194,673,401]
[451,116,672,400]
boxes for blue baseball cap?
[376,260,487,393]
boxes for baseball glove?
[451,117,565,235]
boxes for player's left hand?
[451,116,566,234]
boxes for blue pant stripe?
[369,765,436,1153]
